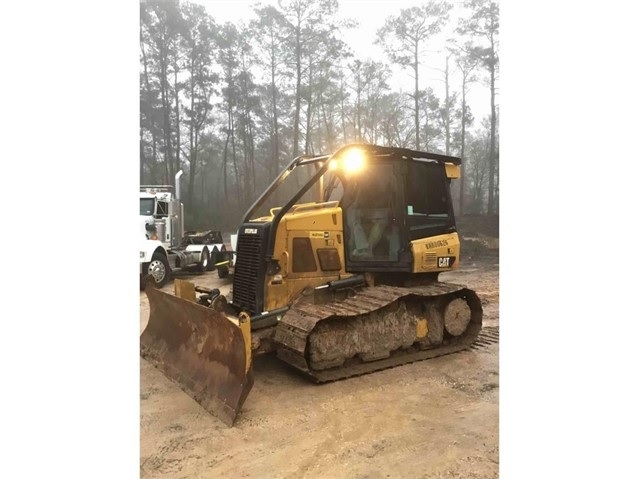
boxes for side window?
[156,201,169,217]
[140,198,155,215]
[406,162,452,239]
[317,248,342,271]
[292,238,317,273]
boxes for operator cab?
[328,151,457,273]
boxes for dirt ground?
[140,239,499,478]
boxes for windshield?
[140,198,155,216]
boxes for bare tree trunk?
[159,47,172,184]
[231,115,241,207]
[322,101,334,152]
[413,43,420,150]
[240,106,256,207]
[140,133,146,183]
[444,55,451,156]
[459,85,466,215]
[200,156,206,205]
[304,56,313,154]
[356,70,362,141]
[270,37,280,179]
[424,119,429,151]
[140,41,158,184]
[187,58,196,209]
[340,73,347,143]
[223,112,230,203]
[173,55,182,184]
[488,64,496,215]
[248,112,256,200]
[371,95,379,145]
[293,25,302,157]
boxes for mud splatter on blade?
[140,285,253,426]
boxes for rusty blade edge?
[141,286,254,427]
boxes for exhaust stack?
[175,170,183,200]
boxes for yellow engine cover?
[410,232,461,273]
[264,203,349,311]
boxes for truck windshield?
[140,198,155,216]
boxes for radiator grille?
[232,224,269,314]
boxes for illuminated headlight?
[140,251,145,258]
[342,148,365,173]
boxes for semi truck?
[139,171,234,288]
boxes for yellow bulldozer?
[141,144,483,426]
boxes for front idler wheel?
[443,297,472,336]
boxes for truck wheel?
[206,247,217,272]
[147,252,171,288]
[196,248,211,273]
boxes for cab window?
[405,162,453,240]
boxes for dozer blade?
[140,283,253,427]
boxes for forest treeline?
[140,0,499,229]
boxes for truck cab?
[139,172,228,288]
[140,188,176,246]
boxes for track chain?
[274,282,483,383]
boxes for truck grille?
[232,223,270,315]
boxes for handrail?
[289,201,339,214]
